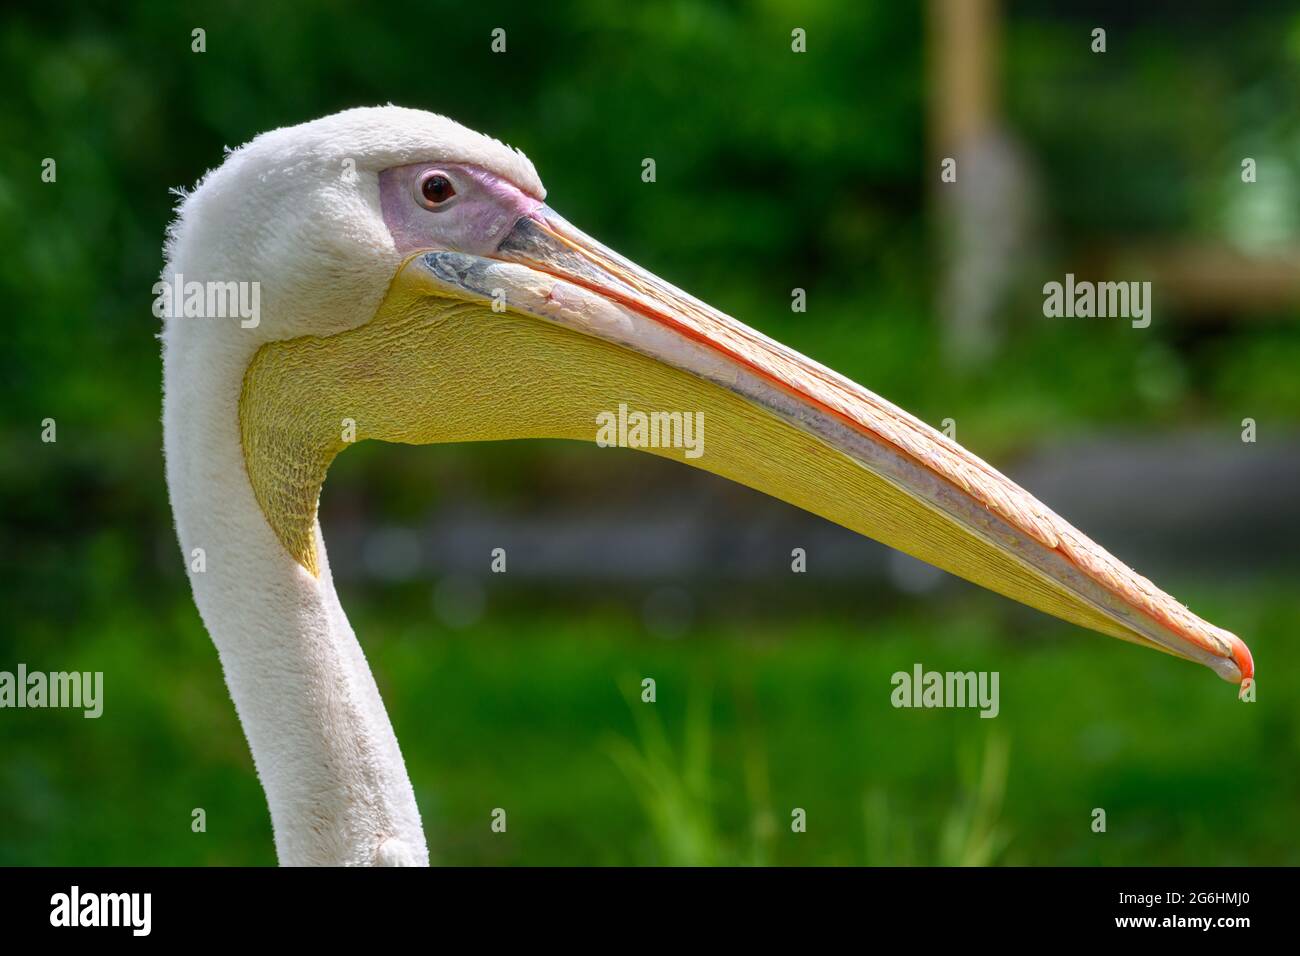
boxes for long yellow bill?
[240,204,1254,694]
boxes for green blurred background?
[1,0,1298,865]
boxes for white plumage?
[161,107,543,866]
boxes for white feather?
[160,107,536,866]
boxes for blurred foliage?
[2,582,1296,866]
[0,1,1297,864]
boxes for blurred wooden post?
[929,0,999,155]
[929,0,1035,366]
[1089,242,1300,316]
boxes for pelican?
[161,106,1253,866]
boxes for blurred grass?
[1,575,1293,866]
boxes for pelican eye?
[419,172,456,207]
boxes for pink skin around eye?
[378,162,544,258]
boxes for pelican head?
[161,106,1252,866]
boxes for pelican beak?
[485,206,1252,691]
[242,203,1253,694]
